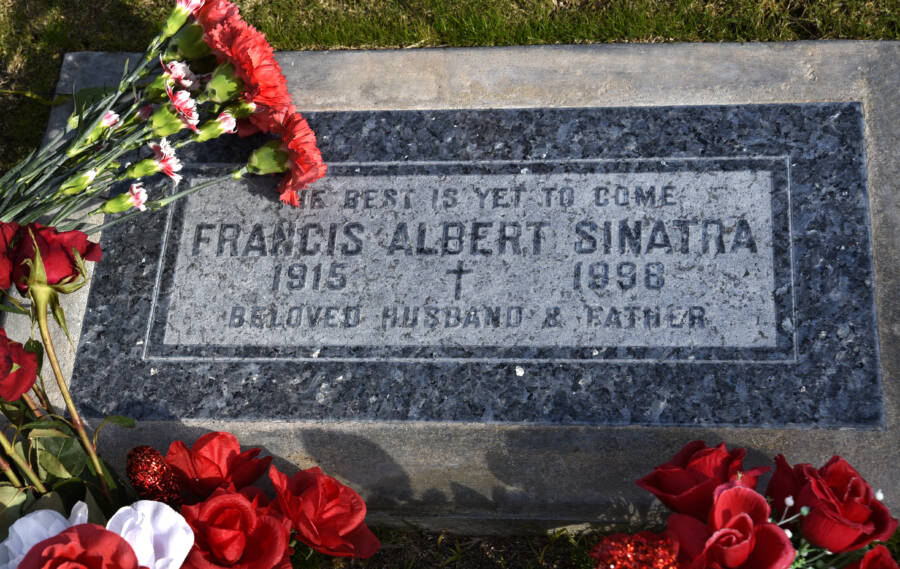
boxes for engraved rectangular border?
[143,156,797,363]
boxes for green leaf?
[92,414,136,448]
[28,428,71,439]
[67,87,116,129]
[23,339,43,374]
[34,436,86,479]
[23,491,66,516]
[0,303,28,316]
[0,485,28,509]
[0,487,34,541]
[82,487,108,525]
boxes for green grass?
[1,0,898,171]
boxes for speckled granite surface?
[70,102,879,427]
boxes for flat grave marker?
[33,43,900,529]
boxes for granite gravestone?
[47,44,900,529]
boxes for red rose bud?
[269,465,380,558]
[0,221,20,290]
[182,490,291,569]
[845,546,900,569]
[0,328,38,401]
[165,431,272,499]
[666,486,795,569]
[636,440,770,520]
[12,223,102,295]
[793,456,898,553]
[20,524,140,569]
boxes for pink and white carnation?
[150,138,183,185]
[175,0,204,15]
[106,501,194,569]
[101,110,120,129]
[217,110,237,133]
[162,59,199,91]
[165,84,199,132]
[128,183,148,211]
[0,502,88,569]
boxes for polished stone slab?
[28,43,900,529]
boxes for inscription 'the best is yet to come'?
[160,166,781,352]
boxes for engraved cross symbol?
[446,261,473,301]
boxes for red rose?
[667,486,795,569]
[182,490,291,569]
[766,455,898,553]
[846,546,900,569]
[166,431,272,499]
[0,221,19,289]
[0,328,38,401]
[270,465,380,558]
[19,524,140,569]
[12,223,101,293]
[636,440,770,520]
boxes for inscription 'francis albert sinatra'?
[157,164,780,354]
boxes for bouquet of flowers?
[591,441,899,569]
[0,0,380,566]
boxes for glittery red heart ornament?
[126,445,182,507]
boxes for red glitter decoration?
[590,532,679,569]
[126,446,182,507]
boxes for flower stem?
[35,305,111,500]
[0,453,22,487]
[21,393,44,419]
[0,429,45,492]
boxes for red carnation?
[166,431,272,499]
[846,546,900,569]
[0,328,38,402]
[270,465,380,558]
[201,4,295,134]
[11,223,101,294]
[636,440,770,520]
[667,486,795,569]
[766,454,898,553]
[274,112,327,206]
[0,221,19,289]
[19,524,140,569]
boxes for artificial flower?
[270,465,380,558]
[0,502,87,569]
[846,546,900,569]
[165,431,271,499]
[589,531,678,569]
[181,490,291,569]
[274,113,327,207]
[19,524,140,569]
[11,222,102,294]
[0,221,19,289]
[667,486,795,569]
[766,454,898,553]
[0,327,38,401]
[106,500,194,569]
[636,440,769,521]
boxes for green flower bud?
[150,105,184,137]
[205,62,244,104]
[167,22,211,60]
[247,141,289,175]
[143,74,169,101]
[225,100,256,119]
[162,6,190,38]
[100,193,135,214]
[125,158,161,180]
[57,170,98,196]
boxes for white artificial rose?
[106,500,194,569]
[0,501,89,569]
